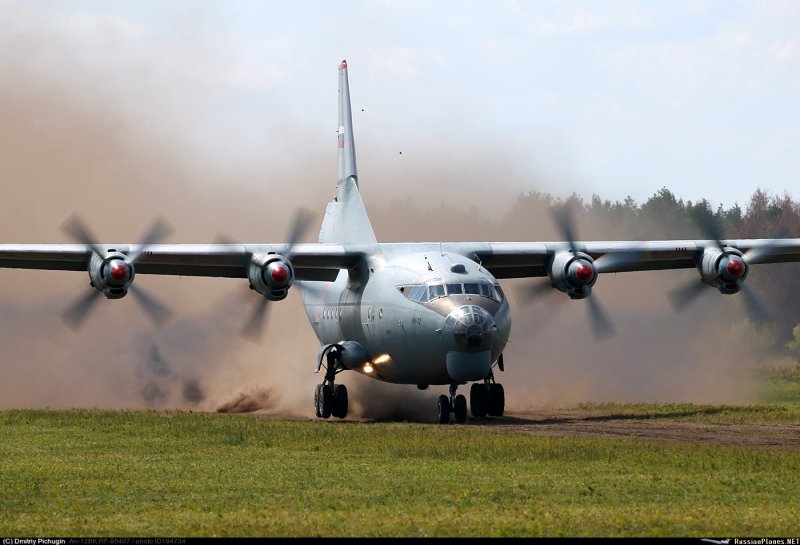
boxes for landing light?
[363,363,375,374]
[372,353,392,365]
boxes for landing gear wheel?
[314,384,323,418]
[332,384,348,419]
[317,384,333,419]
[437,395,451,424]
[487,383,505,417]
[454,394,467,423]
[470,383,488,417]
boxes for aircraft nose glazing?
[442,305,496,351]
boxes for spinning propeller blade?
[240,207,316,343]
[242,298,270,343]
[667,214,781,323]
[61,289,103,330]
[129,283,173,327]
[128,216,174,264]
[59,213,174,329]
[60,213,105,258]
[517,204,616,341]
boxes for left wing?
[465,238,800,279]
[453,236,800,338]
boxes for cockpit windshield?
[428,284,445,300]
[401,281,504,303]
[446,283,463,295]
[464,283,481,295]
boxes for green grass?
[1,408,799,537]
[760,362,800,404]
[572,401,800,424]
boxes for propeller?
[60,213,174,330]
[553,205,616,341]
[587,295,615,340]
[667,215,784,324]
[241,296,271,343]
[513,279,556,306]
[61,288,104,330]
[515,205,616,341]
[240,207,316,343]
[667,278,708,313]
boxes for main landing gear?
[437,372,505,424]
[470,374,504,419]
[314,345,348,419]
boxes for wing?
[4,238,799,280]
[460,239,800,279]
[0,243,358,281]
[448,237,800,339]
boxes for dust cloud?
[0,14,775,419]
[0,15,323,415]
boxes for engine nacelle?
[248,254,294,301]
[699,247,748,294]
[549,251,597,300]
[88,252,134,299]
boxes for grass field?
[1,403,799,537]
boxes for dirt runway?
[249,407,800,450]
[465,409,800,450]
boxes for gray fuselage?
[300,248,511,385]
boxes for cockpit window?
[446,283,463,295]
[417,285,430,302]
[428,284,445,300]
[403,281,504,304]
[409,285,426,302]
[464,283,481,295]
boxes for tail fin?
[338,59,357,188]
[319,60,377,244]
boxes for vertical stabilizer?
[320,60,377,244]
[338,60,357,188]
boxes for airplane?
[2,59,800,423]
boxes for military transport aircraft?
[2,60,800,423]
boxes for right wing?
[0,243,360,281]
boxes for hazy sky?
[3,0,799,210]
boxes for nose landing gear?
[436,383,469,424]
[437,374,505,424]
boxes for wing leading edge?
[2,239,800,280]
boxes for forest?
[504,187,800,356]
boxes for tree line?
[506,187,800,355]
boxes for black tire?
[487,383,505,417]
[319,384,333,419]
[470,383,488,417]
[454,394,467,423]
[332,384,348,419]
[314,384,322,418]
[436,395,450,424]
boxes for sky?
[2,0,798,211]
